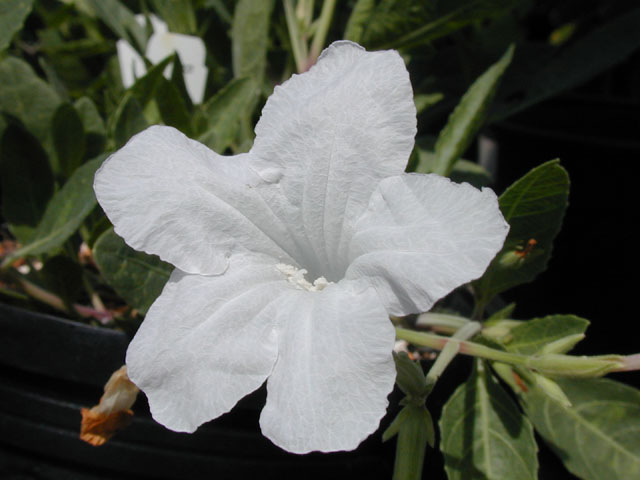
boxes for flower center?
[275,264,332,292]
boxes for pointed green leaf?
[440,362,538,480]
[231,0,274,116]
[0,124,54,243]
[379,0,518,50]
[155,79,193,136]
[0,0,33,51]
[150,0,197,34]
[52,103,86,178]
[231,0,274,84]
[523,378,640,480]
[493,8,640,121]
[2,155,106,266]
[449,159,493,189]
[343,0,376,43]
[198,77,256,152]
[505,315,589,355]
[346,0,436,49]
[487,302,516,322]
[111,93,148,149]
[74,97,107,159]
[414,93,444,114]
[429,45,514,176]
[84,0,147,53]
[129,55,175,106]
[0,57,62,155]
[474,160,570,304]
[93,228,172,313]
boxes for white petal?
[250,41,416,281]
[94,126,304,274]
[126,254,289,433]
[116,39,146,88]
[346,174,509,316]
[259,281,396,453]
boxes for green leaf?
[486,302,516,321]
[473,160,569,304]
[523,378,640,480]
[0,57,62,155]
[129,55,175,106]
[345,0,436,49]
[0,0,33,52]
[493,8,640,121]
[2,155,106,266]
[198,77,256,152]
[111,93,149,149]
[449,159,493,189]
[343,0,376,43]
[84,0,147,53]
[52,103,86,178]
[93,228,172,313]
[414,93,444,115]
[0,124,54,243]
[504,315,589,355]
[151,0,197,34]
[430,45,514,177]
[231,0,274,84]
[74,97,107,159]
[155,79,193,136]
[440,362,538,480]
[376,0,517,50]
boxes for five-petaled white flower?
[94,41,508,454]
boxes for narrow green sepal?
[393,351,431,398]
[532,373,572,407]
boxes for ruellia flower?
[94,41,508,454]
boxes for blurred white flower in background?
[116,14,207,104]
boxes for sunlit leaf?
[440,362,538,480]
[473,160,569,305]
[3,155,106,266]
[429,45,513,176]
[505,315,589,355]
[198,77,256,152]
[523,378,640,480]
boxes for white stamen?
[275,264,332,292]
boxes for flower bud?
[526,353,625,378]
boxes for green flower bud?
[526,353,625,378]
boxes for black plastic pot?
[0,303,395,479]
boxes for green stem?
[425,321,481,384]
[397,327,528,366]
[284,0,308,73]
[309,0,336,62]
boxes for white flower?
[116,14,207,104]
[94,41,508,454]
